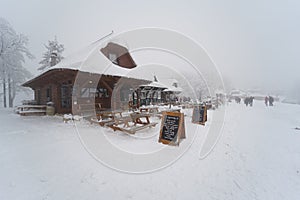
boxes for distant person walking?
[244,97,254,107]
[249,96,254,107]
[235,97,241,104]
[244,97,249,106]
[244,97,251,106]
[265,96,269,106]
[269,96,274,106]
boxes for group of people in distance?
[233,95,275,107]
[265,96,274,106]
[244,96,254,107]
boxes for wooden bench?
[17,105,47,116]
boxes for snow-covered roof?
[160,78,182,93]
[140,80,168,89]
[51,40,135,78]
[140,77,182,93]
[164,86,182,93]
[34,36,145,81]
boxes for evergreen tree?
[38,36,64,71]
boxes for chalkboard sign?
[192,105,207,125]
[159,112,185,146]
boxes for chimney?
[50,52,57,67]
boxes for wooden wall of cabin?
[72,74,149,112]
[71,73,117,114]
[33,84,56,106]
[33,82,73,114]
[27,69,149,114]
[111,77,150,110]
[96,75,117,108]
[30,69,77,114]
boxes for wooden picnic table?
[79,103,103,111]
[107,112,157,134]
[130,112,151,125]
[96,110,123,120]
[139,106,159,113]
[91,110,123,126]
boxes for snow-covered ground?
[1,101,300,200]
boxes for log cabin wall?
[25,69,77,114]
[72,73,149,113]
[33,84,56,106]
[97,75,119,108]
[71,72,119,114]
[24,69,150,114]
[49,70,76,114]
[111,77,150,110]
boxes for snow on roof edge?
[24,37,148,84]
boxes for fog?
[1,0,299,100]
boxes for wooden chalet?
[138,77,182,106]
[23,41,150,115]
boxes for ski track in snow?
[0,101,300,200]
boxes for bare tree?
[0,18,33,108]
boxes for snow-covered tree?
[0,17,33,108]
[38,36,64,71]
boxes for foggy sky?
[1,0,299,94]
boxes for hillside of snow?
[0,101,299,200]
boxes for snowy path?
[0,102,299,200]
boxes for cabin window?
[80,88,94,98]
[61,84,72,108]
[108,53,118,64]
[46,87,52,102]
[80,87,109,98]
[96,88,109,98]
